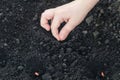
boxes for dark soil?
[0,0,120,80]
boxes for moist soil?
[0,0,120,80]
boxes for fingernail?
[60,34,65,41]
[57,37,60,41]
[46,28,50,31]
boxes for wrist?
[74,0,99,12]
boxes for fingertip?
[59,33,66,41]
[52,33,60,41]
[57,37,60,41]
[59,27,71,41]
[41,24,50,31]
[51,17,63,41]
[46,26,51,31]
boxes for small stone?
[33,26,38,30]
[82,30,88,35]
[0,13,3,16]
[17,66,24,71]
[58,55,62,58]
[109,23,113,27]
[108,6,112,10]
[40,42,43,45]
[4,43,8,46]
[98,41,102,45]
[63,59,67,62]
[93,31,99,38]
[15,38,20,44]
[95,24,99,27]
[62,63,67,67]
[86,15,93,25]
[105,39,109,44]
[100,9,104,14]
[118,73,120,75]
[33,13,38,21]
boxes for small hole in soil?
[87,60,108,80]
[0,48,8,68]
[25,56,45,79]
[95,71,107,80]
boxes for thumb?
[59,20,76,41]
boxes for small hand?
[40,0,99,41]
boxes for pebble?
[105,39,109,44]
[95,24,99,27]
[58,55,62,58]
[17,66,24,71]
[63,59,67,62]
[62,63,67,68]
[108,6,112,10]
[40,42,44,45]
[15,38,20,44]
[100,9,104,14]
[82,30,88,35]
[0,13,3,16]
[4,43,8,46]
[32,13,38,21]
[93,31,99,38]
[86,15,93,25]
[33,26,38,30]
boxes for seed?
[101,72,105,77]
[34,72,40,76]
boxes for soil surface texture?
[0,0,120,80]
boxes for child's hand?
[40,0,99,41]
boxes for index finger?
[40,10,54,31]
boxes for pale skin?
[40,0,99,41]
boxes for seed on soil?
[34,72,40,76]
[101,72,105,77]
